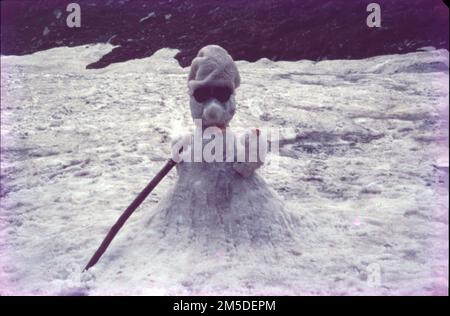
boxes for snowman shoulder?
[170,133,193,147]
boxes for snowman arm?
[233,129,266,177]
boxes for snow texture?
[0,44,448,295]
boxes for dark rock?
[1,0,448,69]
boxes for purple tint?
[1,0,448,69]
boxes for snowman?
[88,45,318,294]
[140,45,302,257]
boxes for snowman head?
[188,45,240,129]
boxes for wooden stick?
[84,159,177,271]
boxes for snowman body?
[144,130,298,255]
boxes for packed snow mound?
[1,44,184,75]
[1,44,116,73]
[0,44,448,295]
[240,48,449,75]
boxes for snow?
[0,44,448,295]
[42,27,50,36]
[418,46,437,52]
[139,12,156,23]
[54,9,62,20]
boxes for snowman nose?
[203,100,223,121]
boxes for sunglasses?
[193,86,233,103]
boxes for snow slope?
[0,44,448,295]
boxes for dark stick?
[84,158,177,271]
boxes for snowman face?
[190,85,236,128]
